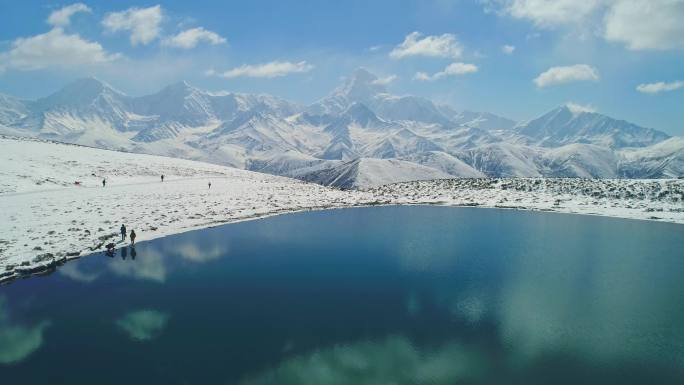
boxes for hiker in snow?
[208,181,211,189]
[161,175,164,182]
[120,224,127,241]
[105,242,116,257]
[102,178,106,187]
[130,229,136,245]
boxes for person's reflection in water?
[130,247,137,260]
[120,247,128,260]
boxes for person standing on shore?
[161,175,164,182]
[208,181,211,189]
[120,224,126,241]
[130,229,136,245]
[102,178,106,187]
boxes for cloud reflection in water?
[238,336,486,385]
[0,297,51,365]
[115,309,169,341]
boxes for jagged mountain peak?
[332,68,387,101]
[521,105,575,127]
[37,77,127,109]
[66,76,119,91]
[528,104,620,127]
[448,110,517,131]
[300,157,451,189]
[134,80,216,125]
[212,108,284,137]
[395,127,418,139]
[538,104,595,123]
[1,76,682,184]
[155,80,203,97]
[515,105,670,148]
[345,101,374,114]
[307,68,456,125]
[342,102,382,126]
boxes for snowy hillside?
[542,144,618,178]
[0,136,374,282]
[445,109,517,131]
[1,136,682,283]
[299,158,451,189]
[514,104,670,148]
[619,137,684,178]
[0,69,682,189]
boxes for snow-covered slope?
[31,78,133,138]
[619,137,684,178]
[309,68,451,124]
[308,68,388,115]
[543,143,618,178]
[458,143,543,177]
[515,105,670,149]
[0,136,375,281]
[0,93,30,127]
[444,109,516,131]
[400,151,484,178]
[299,157,451,189]
[246,150,332,177]
[0,70,682,188]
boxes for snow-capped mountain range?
[1,69,682,188]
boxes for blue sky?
[0,0,683,134]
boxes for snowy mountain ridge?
[0,69,681,188]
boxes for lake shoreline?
[3,201,682,285]
[3,137,683,284]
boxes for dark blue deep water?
[1,206,683,385]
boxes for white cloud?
[390,32,463,59]
[47,3,91,27]
[414,72,431,81]
[488,0,684,51]
[102,5,163,46]
[0,2,119,72]
[636,80,684,94]
[0,28,120,72]
[371,74,397,85]
[533,64,599,88]
[162,27,226,49]
[413,62,478,81]
[443,62,478,74]
[493,0,603,28]
[502,44,515,54]
[213,61,313,78]
[565,102,597,114]
[604,0,684,50]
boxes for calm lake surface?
[1,206,683,384]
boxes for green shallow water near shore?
[1,206,683,384]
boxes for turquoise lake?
[1,206,683,384]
